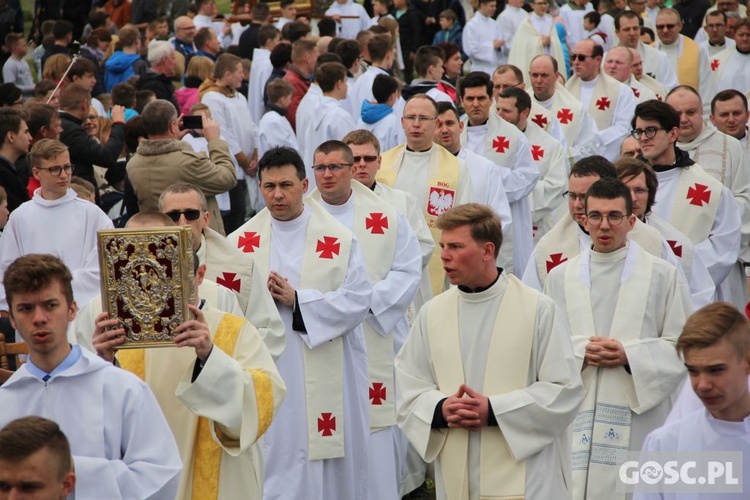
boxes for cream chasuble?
[637,74,668,102]
[508,15,566,87]
[118,307,285,500]
[565,73,622,132]
[544,243,690,500]
[661,163,723,244]
[710,46,750,94]
[626,75,657,104]
[530,83,594,151]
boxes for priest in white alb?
[544,178,692,500]
[708,17,750,94]
[396,203,584,500]
[227,147,373,500]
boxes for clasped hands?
[584,336,628,367]
[442,384,491,432]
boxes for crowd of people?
[1,0,750,499]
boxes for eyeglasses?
[571,54,594,61]
[403,115,436,123]
[629,187,649,197]
[35,164,74,176]
[631,126,666,139]
[563,191,586,202]
[85,114,98,121]
[586,212,627,226]
[177,25,196,31]
[165,209,202,222]
[312,163,352,173]
[352,155,378,163]
[656,23,679,31]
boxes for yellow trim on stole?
[250,369,274,438]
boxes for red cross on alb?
[317,413,336,436]
[557,108,574,124]
[365,212,389,234]
[667,240,683,258]
[316,236,340,259]
[216,272,241,292]
[546,253,568,273]
[687,183,711,207]
[531,114,548,128]
[631,87,640,98]
[369,382,386,405]
[711,59,720,71]
[238,231,260,253]
[531,145,545,161]
[595,97,611,110]
[492,135,510,153]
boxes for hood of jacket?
[361,100,393,124]
[105,51,141,73]
[401,79,438,100]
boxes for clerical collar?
[467,119,489,127]
[406,145,433,153]
[451,148,461,157]
[369,181,377,191]
[26,344,82,382]
[458,268,502,293]
[708,40,726,47]
[646,146,694,172]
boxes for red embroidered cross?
[238,231,260,253]
[546,253,568,273]
[687,183,711,207]
[369,382,386,405]
[531,114,548,128]
[595,97,611,110]
[557,108,574,124]
[631,87,640,98]
[365,212,389,234]
[667,240,683,258]
[492,135,510,153]
[316,236,340,259]
[711,59,720,71]
[317,413,336,436]
[216,272,241,292]
[531,145,545,161]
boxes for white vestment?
[325,0,372,40]
[638,73,669,101]
[635,409,750,499]
[258,109,300,159]
[463,12,506,75]
[638,41,679,91]
[544,243,692,500]
[300,95,357,168]
[698,37,735,57]
[248,48,273,124]
[509,13,566,87]
[348,66,389,122]
[495,5,528,55]
[0,347,182,499]
[296,84,324,185]
[395,272,584,500]
[627,75,658,103]
[531,84,599,159]
[311,184,422,500]
[229,203,373,500]
[711,45,750,94]
[559,3,594,47]
[0,189,113,310]
[655,35,717,116]
[357,112,402,152]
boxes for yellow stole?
[427,275,538,500]
[230,200,352,459]
[378,144,459,297]
[309,182,400,428]
[676,36,699,91]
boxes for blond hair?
[677,302,750,359]
[29,139,68,169]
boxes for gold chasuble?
[427,275,538,500]
[378,144,459,297]
[676,36,700,91]
[230,199,353,460]
[309,181,400,428]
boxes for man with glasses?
[458,71,537,275]
[696,11,735,56]
[228,146,373,500]
[632,99,741,307]
[709,17,750,95]
[127,99,237,235]
[173,16,197,57]
[544,177,692,500]
[308,139,421,500]
[654,9,717,117]
[566,39,637,161]
[378,94,473,298]
[0,139,113,311]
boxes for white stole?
[566,73,621,131]
[668,164,722,243]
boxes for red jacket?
[283,66,311,131]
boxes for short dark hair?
[368,34,392,63]
[615,157,658,215]
[25,103,58,138]
[615,10,642,30]
[252,2,270,20]
[436,203,503,259]
[315,62,347,92]
[124,115,146,154]
[498,87,531,113]
[373,74,399,104]
[0,416,72,480]
[334,39,361,70]
[111,82,136,108]
[458,71,493,100]
[282,21,311,44]
[0,83,22,107]
[570,155,618,179]
[4,254,74,309]
[316,52,342,66]
[118,25,140,48]
[632,99,680,132]
[706,10,728,23]
[141,99,178,136]
[258,146,306,180]
[280,0,296,7]
[318,17,337,37]
[641,26,655,42]
[584,178,633,215]
[53,20,73,40]
[68,57,98,81]
[135,89,156,114]
[194,27,215,51]
[711,89,748,115]
[266,78,294,103]
[270,42,292,69]
[0,108,26,147]
[259,24,280,47]
[314,140,354,165]
[415,46,443,77]
[436,101,459,120]
[435,42,460,64]
[584,11,601,26]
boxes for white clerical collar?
[32,188,77,207]
[590,244,629,263]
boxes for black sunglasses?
[165,209,202,222]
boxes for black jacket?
[0,155,29,213]
[59,111,125,187]
[136,70,179,110]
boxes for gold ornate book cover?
[98,227,194,349]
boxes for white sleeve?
[463,20,498,67]
[521,250,544,291]
[694,186,741,286]
[498,133,540,202]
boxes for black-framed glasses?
[165,209,202,222]
[312,163,353,173]
[586,212,626,226]
[352,155,378,163]
[631,126,666,140]
[656,23,679,31]
[35,164,74,176]
[571,54,594,61]
[563,191,586,202]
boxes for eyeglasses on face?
[631,126,666,140]
[352,155,378,163]
[35,164,74,176]
[165,209,202,222]
[563,191,586,202]
[586,212,627,226]
[571,54,594,61]
[655,22,679,31]
[312,163,353,173]
[403,115,436,123]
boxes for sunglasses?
[165,209,202,222]
[571,54,594,61]
[352,155,378,163]
[656,23,679,31]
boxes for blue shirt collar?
[25,344,82,381]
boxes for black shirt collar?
[458,268,502,293]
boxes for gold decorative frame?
[98,227,194,349]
